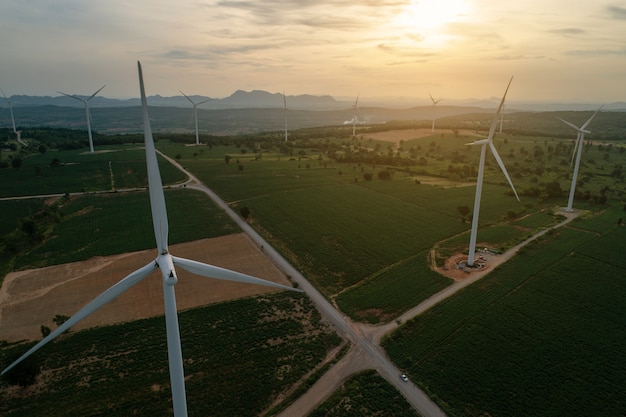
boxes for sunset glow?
[0,1,624,103]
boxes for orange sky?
[1,0,625,103]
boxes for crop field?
[335,250,449,323]
[382,207,626,416]
[175,150,530,297]
[0,199,44,235]
[0,146,185,197]
[309,370,420,417]
[10,188,238,271]
[0,292,343,417]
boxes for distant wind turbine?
[429,92,442,133]
[179,90,210,145]
[465,77,519,267]
[2,62,300,417]
[283,91,288,142]
[1,88,23,144]
[352,92,360,137]
[58,85,106,153]
[557,108,601,212]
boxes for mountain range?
[4,89,626,112]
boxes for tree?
[40,325,51,337]
[457,206,470,221]
[2,353,40,387]
[378,170,391,180]
[52,314,70,327]
[240,206,250,220]
[224,155,231,164]
[38,144,47,154]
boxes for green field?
[0,146,186,197]
[7,188,238,271]
[309,370,420,417]
[0,292,342,417]
[382,207,626,416]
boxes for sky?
[0,0,625,104]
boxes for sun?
[393,0,472,42]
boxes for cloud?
[607,5,626,19]
[565,48,626,56]
[549,28,587,36]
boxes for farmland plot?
[383,214,626,417]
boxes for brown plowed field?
[0,233,290,342]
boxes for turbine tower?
[429,92,442,133]
[283,91,288,142]
[352,92,360,137]
[557,108,601,212]
[465,77,519,267]
[58,85,106,153]
[1,88,22,143]
[179,90,210,145]
[2,62,300,417]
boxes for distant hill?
[7,90,347,110]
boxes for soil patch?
[0,233,290,342]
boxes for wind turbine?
[557,108,601,212]
[58,85,106,153]
[1,88,22,143]
[2,62,300,417]
[283,91,288,142]
[429,92,442,133]
[352,92,360,137]
[179,90,210,145]
[465,77,519,267]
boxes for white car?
[401,374,408,382]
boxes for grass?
[0,199,45,235]
[0,292,342,417]
[382,207,626,417]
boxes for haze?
[1,0,625,103]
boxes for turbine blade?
[489,142,519,201]
[58,91,85,103]
[580,107,602,130]
[466,138,489,146]
[138,61,169,254]
[172,256,302,292]
[87,85,106,102]
[196,99,211,106]
[354,92,360,107]
[179,90,195,105]
[556,117,582,132]
[0,88,8,100]
[487,76,513,141]
[570,131,581,167]
[1,261,156,377]
[429,92,435,104]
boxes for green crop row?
[1,292,342,417]
[382,210,626,417]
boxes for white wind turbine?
[352,92,360,137]
[557,108,601,212]
[2,62,300,417]
[283,91,288,142]
[465,77,519,267]
[179,90,210,145]
[58,85,106,153]
[429,92,442,133]
[1,88,23,144]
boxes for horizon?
[1,1,625,103]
